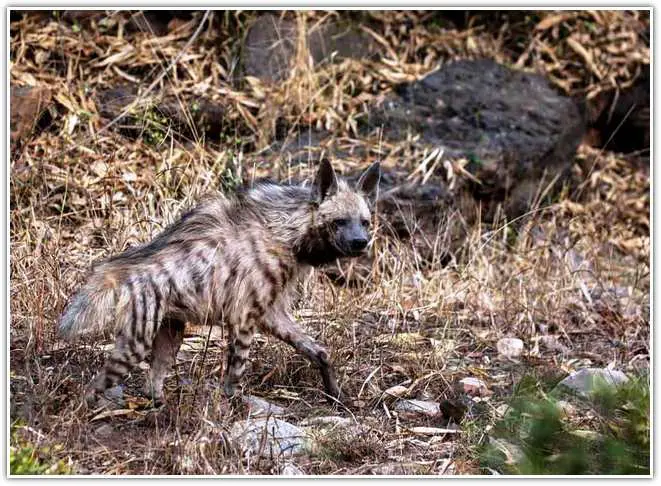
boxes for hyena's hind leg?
[143,318,185,402]
[86,332,153,406]
[85,279,161,407]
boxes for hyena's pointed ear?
[311,158,339,203]
[356,161,381,198]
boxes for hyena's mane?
[239,178,355,266]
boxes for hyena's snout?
[349,234,368,252]
[338,220,370,255]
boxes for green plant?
[481,375,650,475]
[9,424,72,475]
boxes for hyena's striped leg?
[86,332,153,406]
[264,313,343,402]
[86,279,161,406]
[143,318,185,402]
[223,317,258,398]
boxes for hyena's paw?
[141,382,165,407]
[223,380,243,401]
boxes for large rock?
[242,394,286,417]
[368,59,586,219]
[496,337,524,359]
[242,14,378,83]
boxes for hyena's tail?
[58,276,126,340]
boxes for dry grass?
[9,10,649,475]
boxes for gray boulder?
[242,14,378,83]
[368,59,586,220]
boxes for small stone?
[367,462,425,475]
[94,424,113,438]
[394,399,441,417]
[242,395,286,417]
[556,400,576,417]
[105,385,124,400]
[557,368,629,396]
[496,338,524,358]
[383,384,409,398]
[280,462,305,475]
[96,385,125,409]
[458,377,490,397]
[231,418,310,458]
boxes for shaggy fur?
[58,159,380,405]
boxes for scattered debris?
[94,424,113,438]
[407,426,461,436]
[280,462,305,475]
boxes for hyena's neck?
[242,182,341,266]
[243,182,315,247]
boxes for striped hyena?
[58,159,380,406]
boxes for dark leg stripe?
[279,261,292,283]
[127,279,138,339]
[139,284,148,342]
[248,290,265,318]
[227,267,238,285]
[127,339,139,358]
[105,368,124,380]
[238,327,253,339]
[167,275,184,306]
[150,275,162,339]
[268,287,278,307]
[109,355,130,367]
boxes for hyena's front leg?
[223,313,258,398]
[143,318,185,403]
[264,311,343,402]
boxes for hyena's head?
[296,159,380,266]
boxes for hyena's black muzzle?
[336,219,370,256]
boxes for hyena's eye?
[333,218,350,227]
[361,219,371,227]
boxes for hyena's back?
[59,197,297,340]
